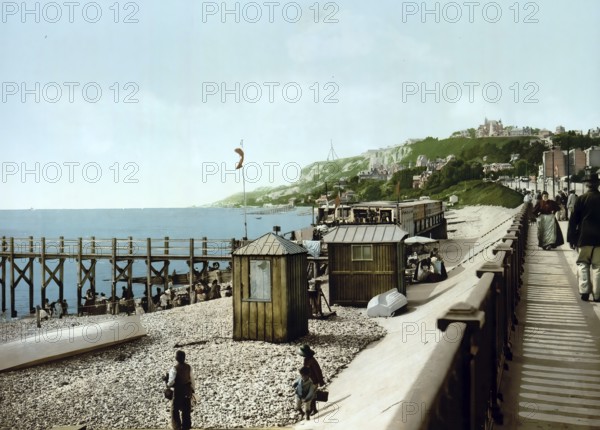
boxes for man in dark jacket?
[568,173,600,302]
[165,350,196,430]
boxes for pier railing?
[393,203,529,430]
[0,236,236,259]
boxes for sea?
[0,207,314,319]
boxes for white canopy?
[403,236,438,245]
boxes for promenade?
[497,221,600,429]
[290,218,600,430]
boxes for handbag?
[164,388,174,400]
[315,390,329,402]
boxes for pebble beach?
[0,297,385,429]
[0,205,516,430]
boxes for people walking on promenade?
[567,189,577,220]
[164,350,196,430]
[533,191,564,250]
[567,173,600,302]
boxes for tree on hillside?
[514,160,529,177]
[390,167,426,190]
[425,159,483,192]
[360,181,384,201]
[553,131,600,151]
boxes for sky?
[1,0,599,209]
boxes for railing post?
[41,237,46,309]
[146,238,152,312]
[59,236,65,303]
[189,238,194,299]
[111,238,117,315]
[475,259,504,426]
[438,301,485,430]
[1,236,6,314]
[9,237,15,318]
[28,236,34,313]
[77,238,83,316]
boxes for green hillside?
[213,135,542,207]
[430,180,524,208]
[403,136,536,164]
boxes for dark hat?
[585,173,599,184]
[541,191,549,196]
[297,345,315,357]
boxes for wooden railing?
[392,203,529,430]
[0,236,236,259]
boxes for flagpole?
[240,140,248,240]
[242,171,248,240]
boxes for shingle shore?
[0,297,385,429]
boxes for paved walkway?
[497,221,600,429]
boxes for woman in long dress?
[532,191,564,250]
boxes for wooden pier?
[0,236,236,318]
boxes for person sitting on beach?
[194,284,204,302]
[209,280,221,300]
[44,298,53,317]
[160,290,170,310]
[293,366,316,421]
[85,288,94,303]
[37,305,50,321]
[53,301,62,318]
[223,284,232,297]
[153,288,162,307]
[141,292,149,313]
[121,286,133,301]
[61,299,68,317]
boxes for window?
[249,259,271,301]
[352,244,373,261]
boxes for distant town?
[357,118,600,193]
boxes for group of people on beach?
[529,172,600,302]
[163,344,326,430]
[76,279,233,317]
[38,298,68,319]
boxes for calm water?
[0,207,313,318]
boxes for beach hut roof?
[234,233,308,256]
[323,224,409,244]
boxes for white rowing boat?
[0,315,147,372]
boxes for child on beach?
[293,367,316,421]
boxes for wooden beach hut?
[323,224,409,306]
[232,233,309,343]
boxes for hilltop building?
[476,118,504,137]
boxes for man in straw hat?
[297,345,325,414]
[568,171,600,302]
